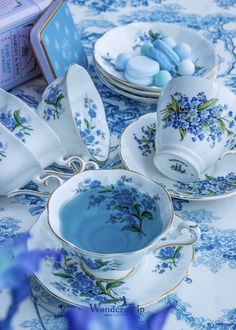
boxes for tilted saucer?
[120,113,236,201]
[28,210,194,308]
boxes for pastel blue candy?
[173,43,191,60]
[140,43,152,56]
[162,37,176,49]
[146,46,173,71]
[177,59,195,76]
[153,39,180,66]
[124,71,153,86]
[153,70,172,87]
[115,52,133,71]
[125,55,160,77]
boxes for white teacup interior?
[49,170,173,254]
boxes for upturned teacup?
[154,76,236,183]
[37,64,110,163]
[48,169,200,281]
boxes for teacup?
[0,123,99,197]
[48,169,200,281]
[0,123,65,196]
[0,88,71,169]
[154,76,236,183]
[37,64,110,163]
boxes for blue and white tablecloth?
[0,0,236,329]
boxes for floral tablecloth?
[0,0,236,329]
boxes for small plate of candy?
[94,22,217,101]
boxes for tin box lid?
[30,0,88,83]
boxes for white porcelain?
[37,64,110,163]
[0,124,64,196]
[94,22,217,92]
[96,68,159,104]
[96,65,161,97]
[48,169,199,280]
[0,88,68,169]
[154,76,236,183]
[28,210,194,308]
[120,112,236,201]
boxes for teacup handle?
[151,216,201,253]
[6,157,99,198]
[56,156,99,173]
[6,173,64,198]
[219,149,236,160]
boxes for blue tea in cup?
[48,169,199,280]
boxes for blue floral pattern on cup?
[174,173,236,197]
[133,123,156,156]
[51,249,126,305]
[81,256,121,271]
[153,246,183,274]
[0,108,33,143]
[74,95,107,158]
[0,141,7,161]
[42,85,65,121]
[161,92,236,148]
[75,175,160,238]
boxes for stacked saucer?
[94,22,217,103]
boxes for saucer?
[94,22,217,92]
[120,113,236,201]
[28,210,194,308]
[95,68,159,103]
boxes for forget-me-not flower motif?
[43,85,64,121]
[133,123,156,156]
[174,172,236,197]
[0,107,33,144]
[74,95,106,157]
[161,92,236,148]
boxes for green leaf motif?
[114,205,130,212]
[197,98,218,111]
[171,95,179,112]
[95,259,107,266]
[84,118,90,129]
[217,119,226,133]
[13,110,22,126]
[106,281,123,291]
[141,210,153,220]
[122,225,141,233]
[203,124,210,131]
[179,127,187,141]
[96,281,106,293]
[52,272,73,279]
[205,174,215,180]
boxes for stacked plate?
[94,22,217,103]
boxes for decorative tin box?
[0,0,51,90]
[30,0,88,83]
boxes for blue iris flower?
[65,304,173,330]
[0,234,59,330]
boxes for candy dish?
[120,113,236,201]
[0,88,68,169]
[28,210,194,308]
[37,64,110,163]
[96,68,159,103]
[94,22,217,92]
